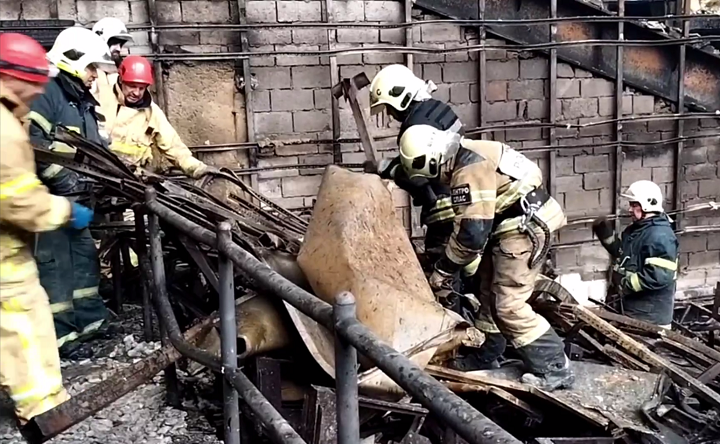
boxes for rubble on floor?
[0,307,222,444]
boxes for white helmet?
[92,17,133,44]
[621,180,664,213]
[47,27,116,78]
[399,124,461,179]
[369,64,435,115]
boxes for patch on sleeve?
[451,184,472,206]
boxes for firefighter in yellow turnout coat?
[0,33,94,424]
[399,124,575,391]
[99,55,215,178]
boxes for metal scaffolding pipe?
[225,369,308,444]
[145,190,308,444]
[218,222,241,444]
[336,317,522,444]
[333,292,360,444]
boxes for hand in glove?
[428,265,457,306]
[592,216,614,242]
[610,265,626,287]
[193,165,221,179]
[69,202,94,230]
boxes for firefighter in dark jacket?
[26,26,117,358]
[397,123,574,391]
[592,180,678,328]
[365,64,480,285]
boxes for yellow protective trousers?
[0,274,69,423]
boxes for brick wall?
[7,0,720,299]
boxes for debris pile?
[5,127,718,444]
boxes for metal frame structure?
[142,187,523,444]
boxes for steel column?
[674,0,690,230]
[148,211,181,407]
[147,0,167,112]
[134,207,154,342]
[237,0,258,190]
[111,243,124,314]
[477,0,487,139]
[548,0,558,198]
[406,0,423,238]
[225,369,308,444]
[325,0,341,165]
[548,0,558,269]
[218,222,241,444]
[613,0,625,237]
[333,292,360,444]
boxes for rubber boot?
[521,356,575,391]
[515,328,575,391]
[59,341,94,361]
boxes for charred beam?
[414,0,720,111]
[574,306,720,409]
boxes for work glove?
[428,265,457,307]
[69,202,94,230]
[393,168,438,208]
[610,265,626,288]
[592,217,614,243]
[193,165,221,179]
[364,157,399,179]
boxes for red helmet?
[118,55,154,85]
[0,33,53,84]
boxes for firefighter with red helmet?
[0,33,94,425]
[99,55,216,177]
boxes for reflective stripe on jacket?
[27,73,105,198]
[100,84,207,178]
[440,139,566,268]
[0,82,72,285]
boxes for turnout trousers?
[0,271,70,423]
[472,231,567,374]
[35,227,108,349]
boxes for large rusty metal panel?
[415,0,720,111]
[293,166,466,394]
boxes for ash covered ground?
[0,306,223,444]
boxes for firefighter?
[398,124,575,391]
[91,17,134,104]
[26,26,117,359]
[366,65,477,283]
[0,33,94,425]
[592,180,678,328]
[98,55,217,178]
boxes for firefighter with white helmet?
[398,123,574,391]
[91,18,134,104]
[593,180,678,328]
[26,26,116,359]
[366,65,473,286]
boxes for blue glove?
[69,202,94,230]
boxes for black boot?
[515,328,575,391]
[449,333,506,371]
[59,341,94,360]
